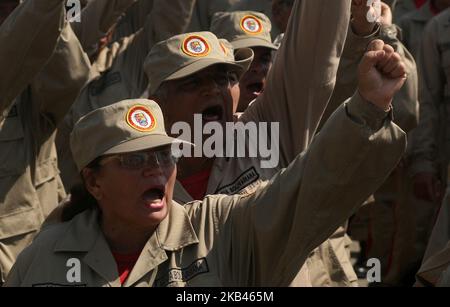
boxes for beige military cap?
[144,31,254,95]
[71,99,189,171]
[210,11,278,51]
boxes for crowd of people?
[0,0,448,287]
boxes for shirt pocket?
[0,115,43,239]
[0,116,26,177]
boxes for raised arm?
[218,40,408,286]
[30,23,91,128]
[319,1,418,134]
[240,0,351,166]
[0,0,66,118]
[319,25,418,134]
[70,0,137,57]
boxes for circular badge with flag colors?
[182,35,211,57]
[126,105,156,132]
[240,15,263,35]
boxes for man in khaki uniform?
[387,2,450,285]
[146,0,353,203]
[411,9,450,286]
[5,51,408,287]
[56,0,196,192]
[143,0,410,288]
[210,11,278,113]
[0,0,90,283]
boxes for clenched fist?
[358,39,407,111]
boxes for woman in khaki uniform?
[5,72,407,286]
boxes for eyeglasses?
[100,148,179,170]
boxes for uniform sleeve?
[409,19,442,176]
[70,0,138,57]
[116,0,196,96]
[240,0,351,166]
[215,93,407,286]
[29,23,91,127]
[0,0,66,119]
[319,24,419,134]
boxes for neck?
[101,215,155,254]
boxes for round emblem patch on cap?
[126,105,157,132]
[182,35,211,57]
[240,15,263,35]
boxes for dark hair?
[61,157,102,222]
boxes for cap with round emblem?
[70,99,191,171]
[144,31,254,95]
[210,11,278,51]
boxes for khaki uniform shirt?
[0,1,90,282]
[409,9,450,178]
[397,2,433,59]
[5,94,407,287]
[57,0,196,191]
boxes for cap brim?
[231,37,278,51]
[166,47,254,82]
[103,134,193,155]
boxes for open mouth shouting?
[142,185,166,211]
[201,105,224,123]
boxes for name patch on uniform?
[155,258,209,287]
[89,71,122,96]
[216,167,260,195]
